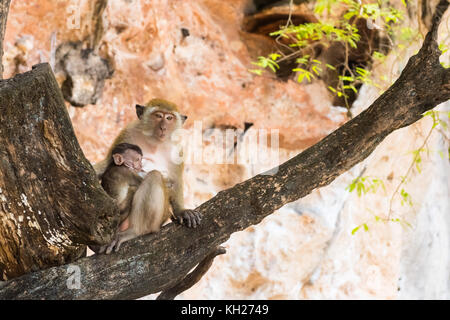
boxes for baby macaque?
[90,143,143,254]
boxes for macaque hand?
[175,209,202,228]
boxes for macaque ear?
[136,104,145,119]
[181,114,188,124]
[112,153,124,166]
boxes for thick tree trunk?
[0,0,11,79]
[0,0,448,300]
[0,63,119,280]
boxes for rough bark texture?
[0,0,448,300]
[0,0,11,79]
[0,63,119,280]
[157,246,226,300]
[89,0,108,51]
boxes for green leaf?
[347,179,357,192]
[315,4,326,14]
[355,67,368,76]
[305,72,311,82]
[296,57,308,64]
[267,60,280,72]
[269,53,281,61]
[402,220,412,228]
[249,69,263,76]
[312,65,322,75]
[372,51,386,61]
[343,11,357,20]
[351,226,360,235]
[343,85,358,93]
[348,38,357,48]
[400,188,412,206]
[356,182,365,197]
[339,76,355,82]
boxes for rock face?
[2,0,449,299]
[55,41,114,107]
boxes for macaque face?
[112,149,143,172]
[151,110,176,141]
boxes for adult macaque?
[95,99,202,253]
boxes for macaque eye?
[154,112,163,119]
[166,115,174,121]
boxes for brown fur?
[145,98,180,112]
[101,165,143,223]
[95,99,200,254]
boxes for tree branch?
[0,0,448,300]
[0,0,11,79]
[0,63,119,280]
[157,246,226,300]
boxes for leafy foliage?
[346,176,386,197]
[249,54,281,75]
[270,21,360,49]
[248,0,449,235]
[351,222,369,235]
[249,0,410,110]
[351,216,412,235]
[348,110,450,235]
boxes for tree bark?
[0,63,119,280]
[0,0,448,300]
[156,246,226,300]
[0,0,11,79]
[90,0,108,52]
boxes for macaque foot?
[174,209,202,228]
[104,237,124,254]
[103,230,136,254]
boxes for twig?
[387,124,434,220]
[275,0,297,55]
